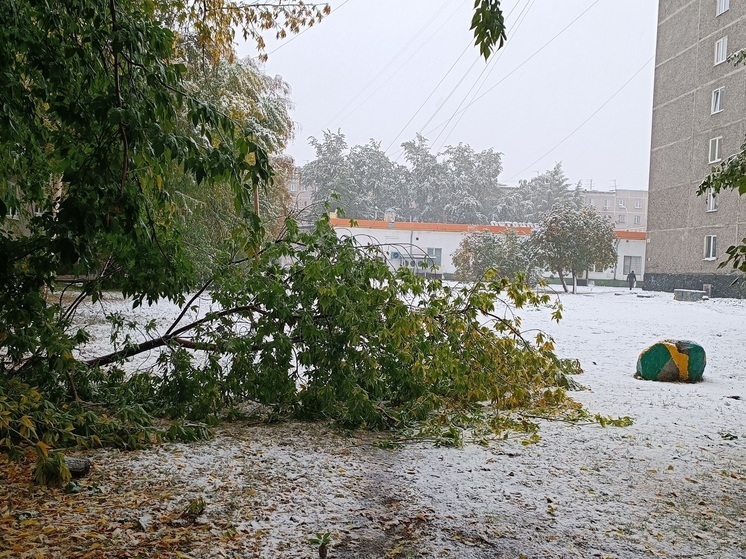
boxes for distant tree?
[442,143,503,224]
[494,163,582,224]
[304,133,504,223]
[347,140,409,219]
[453,229,539,283]
[305,133,409,219]
[305,130,355,214]
[531,205,617,293]
[400,134,449,222]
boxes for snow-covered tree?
[442,143,502,224]
[453,229,539,283]
[494,163,582,224]
[306,133,408,219]
[304,133,504,223]
[531,205,617,293]
[305,130,355,215]
[348,141,409,219]
[400,134,449,222]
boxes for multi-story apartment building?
[287,168,314,212]
[646,0,746,297]
[581,188,648,230]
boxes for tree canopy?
[493,163,583,224]
[175,52,296,280]
[303,135,589,226]
[453,229,540,284]
[530,205,618,293]
[0,0,299,481]
[303,131,409,220]
[304,132,504,223]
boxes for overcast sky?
[237,0,659,191]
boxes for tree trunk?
[557,270,568,292]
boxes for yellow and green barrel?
[636,340,706,382]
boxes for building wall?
[333,226,465,274]
[647,0,746,296]
[288,170,314,212]
[331,220,532,277]
[581,188,649,230]
[331,219,646,281]
[588,233,648,281]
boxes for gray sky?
[237,0,658,190]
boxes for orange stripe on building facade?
[329,218,646,241]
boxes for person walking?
[627,270,637,290]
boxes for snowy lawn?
[2,287,744,558]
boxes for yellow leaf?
[35,441,50,458]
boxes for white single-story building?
[330,218,646,282]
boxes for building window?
[709,137,722,163]
[715,36,728,65]
[426,247,442,267]
[602,200,610,211]
[717,0,730,16]
[301,182,308,192]
[711,87,724,114]
[634,199,643,209]
[588,198,594,207]
[618,200,626,208]
[617,214,626,224]
[704,235,717,260]
[623,256,642,276]
[706,189,719,212]
[634,215,642,225]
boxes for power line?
[431,0,536,153]
[422,0,602,140]
[383,40,474,155]
[266,0,354,56]
[504,55,655,182]
[406,52,482,145]
[327,0,455,127]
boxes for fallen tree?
[1,0,628,486]
[1,215,616,484]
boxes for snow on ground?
[395,287,746,558]
[5,288,745,558]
